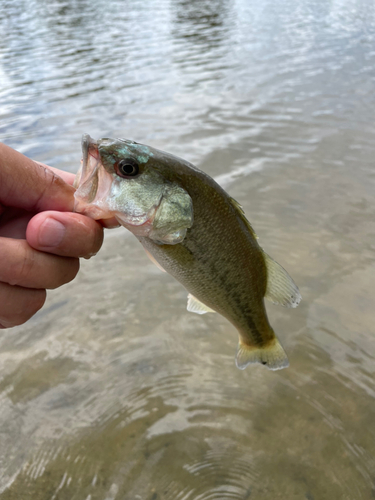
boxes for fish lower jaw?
[114,205,160,237]
[73,199,115,221]
[116,216,155,237]
[116,217,188,244]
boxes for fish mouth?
[74,134,115,220]
[80,133,100,185]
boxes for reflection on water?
[1,0,375,498]
[172,0,232,47]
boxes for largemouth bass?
[74,134,301,370]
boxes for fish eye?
[117,158,140,177]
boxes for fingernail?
[38,218,66,248]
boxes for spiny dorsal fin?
[263,252,301,308]
[229,197,258,240]
[187,294,216,315]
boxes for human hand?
[0,143,105,328]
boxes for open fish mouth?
[73,134,106,217]
[76,134,100,192]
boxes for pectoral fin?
[263,252,301,308]
[144,249,166,272]
[187,294,216,315]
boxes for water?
[1,0,375,498]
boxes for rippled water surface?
[1,0,375,498]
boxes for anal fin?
[187,294,216,315]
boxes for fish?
[74,134,301,370]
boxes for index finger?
[34,161,76,186]
[0,143,75,212]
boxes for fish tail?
[235,337,289,371]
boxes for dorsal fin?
[263,252,301,308]
[229,197,258,240]
[229,198,301,308]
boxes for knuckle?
[0,287,46,328]
[65,258,80,284]
[49,258,80,289]
[84,227,103,258]
[20,289,46,324]
[8,243,35,287]
[92,224,104,253]
[30,289,47,314]
[77,219,104,257]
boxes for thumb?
[0,143,75,212]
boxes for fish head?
[74,134,193,244]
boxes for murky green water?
[1,0,375,498]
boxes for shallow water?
[1,0,375,498]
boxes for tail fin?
[235,338,289,371]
